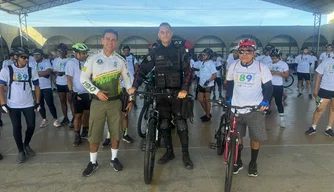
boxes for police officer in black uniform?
[128,22,194,170]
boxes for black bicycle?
[135,90,176,185]
[137,80,155,139]
[283,74,294,88]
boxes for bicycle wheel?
[144,118,157,184]
[137,102,149,138]
[216,114,228,156]
[283,74,294,88]
[224,134,236,192]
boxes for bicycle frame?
[224,107,239,165]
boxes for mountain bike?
[210,99,260,192]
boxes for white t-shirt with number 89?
[226,60,272,114]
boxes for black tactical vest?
[154,44,182,89]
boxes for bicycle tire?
[217,114,227,156]
[224,134,236,192]
[283,74,294,88]
[144,118,157,184]
[137,102,149,138]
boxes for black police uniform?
[132,40,193,169]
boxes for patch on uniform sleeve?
[147,55,151,61]
[82,66,87,72]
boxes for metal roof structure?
[0,0,81,15]
[0,0,333,15]
[261,0,334,14]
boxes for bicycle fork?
[224,131,239,165]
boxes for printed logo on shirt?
[271,66,280,71]
[96,59,104,65]
[235,72,256,87]
[114,61,118,67]
[327,64,334,73]
[13,72,29,81]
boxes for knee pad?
[160,119,169,130]
[175,118,188,132]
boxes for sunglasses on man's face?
[238,49,255,55]
[19,56,29,60]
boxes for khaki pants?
[88,99,122,143]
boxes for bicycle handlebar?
[210,99,260,111]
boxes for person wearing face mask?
[0,47,40,163]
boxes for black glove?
[34,103,41,112]
[204,80,209,86]
[1,104,9,114]
[69,91,78,99]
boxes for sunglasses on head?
[19,56,29,60]
[238,49,255,55]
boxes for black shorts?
[318,88,334,99]
[73,93,91,114]
[198,85,212,93]
[214,77,222,87]
[297,72,310,81]
[56,84,69,93]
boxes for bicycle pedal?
[209,143,217,149]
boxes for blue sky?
[0,0,329,27]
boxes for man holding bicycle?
[226,39,273,177]
[128,22,194,170]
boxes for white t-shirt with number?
[269,60,289,86]
[226,60,273,114]
[29,60,52,89]
[65,58,88,94]
[199,60,217,87]
[319,52,334,62]
[316,58,334,91]
[295,54,312,73]
[214,60,222,78]
[0,65,39,108]
[125,54,138,76]
[53,57,70,85]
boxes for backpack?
[8,65,32,99]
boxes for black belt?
[91,94,120,101]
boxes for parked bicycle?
[209,98,261,192]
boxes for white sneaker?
[40,119,49,128]
[280,122,286,128]
[53,120,61,128]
